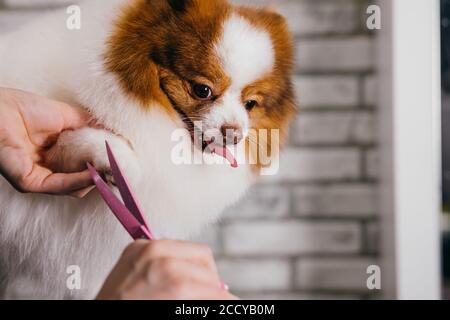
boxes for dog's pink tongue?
[209,144,238,168]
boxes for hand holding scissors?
[89,142,232,299]
[87,141,153,240]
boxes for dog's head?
[106,0,296,167]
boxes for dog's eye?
[193,84,212,99]
[245,100,257,111]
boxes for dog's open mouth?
[174,107,237,168]
[203,139,238,168]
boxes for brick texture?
[293,184,377,217]
[295,75,360,108]
[297,36,374,73]
[217,259,292,291]
[271,148,361,182]
[0,0,380,299]
[223,221,361,255]
[294,258,378,291]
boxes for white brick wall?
[224,185,290,219]
[217,259,291,291]
[365,148,379,180]
[236,0,359,36]
[294,75,359,108]
[0,10,44,32]
[295,258,377,291]
[293,184,377,217]
[0,0,380,299]
[292,111,375,145]
[364,75,378,106]
[271,148,361,182]
[223,221,361,255]
[2,0,71,7]
[297,37,374,72]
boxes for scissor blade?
[105,141,152,236]
[87,163,152,240]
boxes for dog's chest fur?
[0,0,253,299]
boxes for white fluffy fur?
[215,14,275,88]
[0,0,266,299]
[209,13,275,138]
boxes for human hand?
[0,87,94,197]
[97,240,237,300]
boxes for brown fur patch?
[105,0,231,117]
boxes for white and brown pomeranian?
[0,0,295,299]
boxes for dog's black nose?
[221,124,243,145]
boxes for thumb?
[23,165,93,195]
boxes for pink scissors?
[87,142,230,291]
[86,141,153,240]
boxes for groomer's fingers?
[146,258,221,289]
[133,240,218,272]
[120,241,222,290]
[17,165,93,194]
[40,170,94,195]
[97,240,234,300]
[183,286,238,300]
[124,277,238,300]
[116,259,232,300]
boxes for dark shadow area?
[441,0,450,299]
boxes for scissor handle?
[87,162,152,241]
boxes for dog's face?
[106,0,296,164]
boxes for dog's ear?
[167,0,193,12]
[167,0,228,14]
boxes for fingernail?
[220,281,229,291]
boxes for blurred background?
[0,0,380,300]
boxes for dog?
[0,0,295,299]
